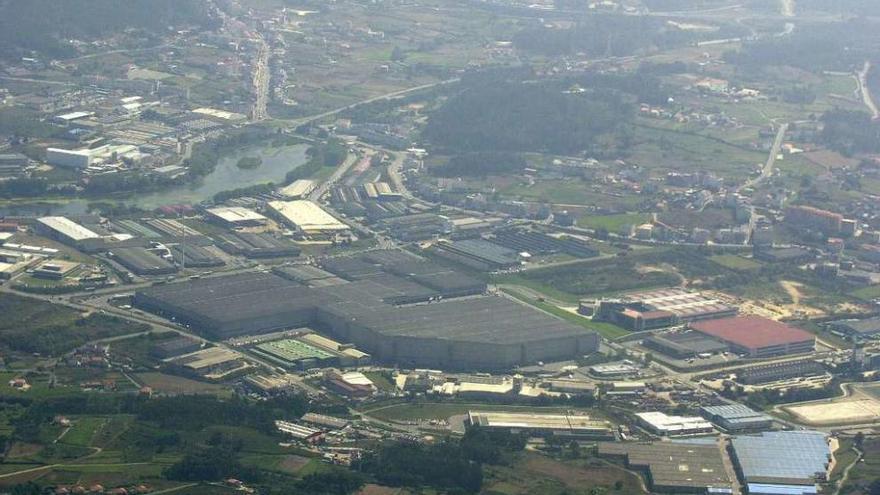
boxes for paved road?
[287,78,459,128]
[739,122,788,193]
[251,37,270,121]
[857,61,879,120]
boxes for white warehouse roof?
[279,179,316,199]
[205,206,267,224]
[267,200,349,233]
[37,216,101,242]
[636,411,714,435]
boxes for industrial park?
[2,0,880,494]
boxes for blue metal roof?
[731,431,829,483]
[747,483,818,495]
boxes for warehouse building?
[729,431,830,495]
[642,331,729,359]
[275,420,323,444]
[253,338,338,370]
[215,231,301,258]
[690,317,815,358]
[635,412,714,436]
[267,200,349,236]
[467,411,613,439]
[279,179,316,199]
[490,228,599,258]
[151,336,202,359]
[169,347,251,381]
[377,213,452,241]
[829,317,880,341]
[169,244,225,268]
[324,371,376,397]
[0,153,28,178]
[134,271,599,369]
[110,247,176,276]
[204,207,267,228]
[430,239,522,271]
[272,264,346,287]
[598,441,732,493]
[36,216,101,245]
[32,260,81,280]
[735,359,826,385]
[700,404,773,432]
[596,288,737,331]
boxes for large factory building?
[134,258,599,369]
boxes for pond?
[0,143,310,216]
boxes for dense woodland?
[511,15,715,57]
[424,79,632,156]
[819,110,880,156]
[0,0,217,60]
[724,20,880,72]
[432,152,527,178]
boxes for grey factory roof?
[139,272,294,302]
[137,271,594,346]
[446,239,520,265]
[323,274,438,304]
[730,431,829,484]
[272,264,337,283]
[111,247,176,274]
[599,442,732,490]
[323,295,592,344]
[832,317,880,335]
[701,404,773,428]
[320,256,385,280]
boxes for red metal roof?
[690,316,814,350]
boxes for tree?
[854,432,865,449]
[390,46,406,62]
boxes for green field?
[850,285,880,301]
[629,122,766,179]
[577,213,651,232]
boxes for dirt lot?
[134,372,230,396]
[783,385,880,426]
[276,455,311,475]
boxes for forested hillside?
[0,0,217,59]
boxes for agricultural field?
[628,122,766,180]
